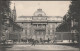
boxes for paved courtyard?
[5,45,79,51]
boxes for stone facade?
[16,9,62,40]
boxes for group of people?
[31,38,51,46]
[31,40,36,46]
[21,38,52,46]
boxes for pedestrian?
[31,40,35,46]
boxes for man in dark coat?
[32,40,36,46]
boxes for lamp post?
[71,18,75,43]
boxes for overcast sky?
[10,1,71,18]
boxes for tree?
[56,14,71,32]
[0,0,11,42]
[68,0,80,44]
[68,0,80,21]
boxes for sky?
[10,1,71,18]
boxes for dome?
[33,9,46,16]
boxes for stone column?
[30,24,33,38]
[46,25,48,35]
[18,31,20,42]
[35,31,37,40]
[32,30,34,39]
[22,29,25,38]
[19,31,22,42]
[37,24,38,27]
[54,23,57,42]
[25,29,27,39]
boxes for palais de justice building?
[16,9,63,40]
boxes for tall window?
[25,30,27,35]
[48,30,50,34]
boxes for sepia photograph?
[0,0,80,51]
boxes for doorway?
[35,30,46,40]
